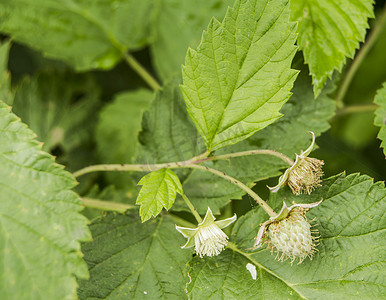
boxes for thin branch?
[181,193,203,223]
[123,52,161,91]
[82,197,136,213]
[73,149,292,178]
[335,5,386,109]
[335,103,377,117]
[202,149,294,166]
[186,164,277,218]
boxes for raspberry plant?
[0,0,385,299]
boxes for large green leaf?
[12,70,100,153]
[291,0,374,96]
[96,89,153,189]
[137,69,335,214]
[137,79,205,166]
[78,213,192,299]
[0,101,91,299]
[0,40,13,105]
[374,82,386,157]
[0,0,155,70]
[187,173,385,299]
[151,0,230,81]
[181,0,298,151]
[137,168,183,222]
[179,66,335,213]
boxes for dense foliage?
[0,0,385,299]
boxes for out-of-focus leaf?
[0,40,13,104]
[78,213,192,299]
[374,82,386,156]
[291,0,374,96]
[0,0,156,70]
[137,168,183,222]
[181,0,298,151]
[151,0,230,81]
[96,89,153,189]
[0,101,91,299]
[12,70,100,154]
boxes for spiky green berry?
[266,208,317,264]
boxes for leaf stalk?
[123,52,161,91]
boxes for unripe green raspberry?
[266,208,317,264]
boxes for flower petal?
[199,207,216,227]
[175,225,197,238]
[288,199,323,211]
[300,131,315,157]
[215,214,237,229]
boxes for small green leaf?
[0,0,155,70]
[181,0,298,151]
[374,82,386,157]
[96,89,153,189]
[78,213,192,299]
[137,168,183,222]
[151,0,230,80]
[0,101,91,299]
[291,0,374,96]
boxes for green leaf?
[0,101,91,299]
[374,82,386,157]
[137,70,335,214]
[137,79,205,165]
[96,89,153,189]
[137,168,183,222]
[181,0,298,151]
[0,40,13,105]
[179,66,336,213]
[78,213,192,299]
[187,250,299,298]
[200,173,385,299]
[151,0,230,81]
[0,0,155,70]
[12,69,100,153]
[291,0,374,96]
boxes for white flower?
[176,207,237,258]
[268,131,324,195]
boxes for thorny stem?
[73,149,292,178]
[335,5,386,109]
[181,193,203,223]
[123,52,161,91]
[81,198,136,213]
[186,164,277,218]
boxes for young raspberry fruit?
[251,200,322,264]
[287,156,324,195]
[268,131,324,195]
[266,208,317,264]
